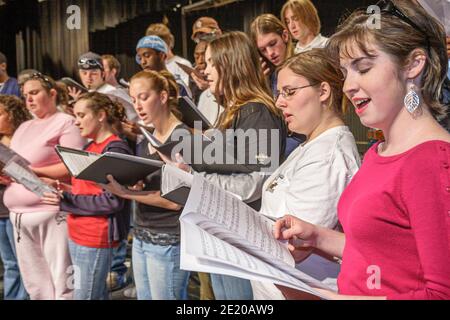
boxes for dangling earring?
[404,81,420,114]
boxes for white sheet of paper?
[180,221,328,299]
[179,174,333,297]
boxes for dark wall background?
[0,0,374,80]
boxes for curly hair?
[76,92,127,134]
[0,95,32,136]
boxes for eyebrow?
[341,56,376,70]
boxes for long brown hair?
[250,14,294,61]
[327,0,448,120]
[207,31,281,130]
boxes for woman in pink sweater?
[4,73,85,299]
[274,0,450,300]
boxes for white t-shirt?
[197,88,224,126]
[166,55,193,88]
[252,126,361,299]
[294,34,329,54]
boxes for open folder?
[178,172,333,299]
[178,96,212,130]
[139,126,182,158]
[55,145,163,185]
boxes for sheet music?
[161,164,194,195]
[59,151,100,176]
[3,161,56,197]
[0,143,30,168]
[182,175,293,264]
[180,221,328,299]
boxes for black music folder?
[178,96,212,130]
[55,145,163,185]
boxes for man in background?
[0,52,20,97]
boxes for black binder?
[59,77,88,93]
[139,126,182,158]
[178,96,212,130]
[55,145,163,185]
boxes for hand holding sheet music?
[0,144,56,197]
[178,173,334,299]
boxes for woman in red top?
[42,92,132,300]
[273,0,450,299]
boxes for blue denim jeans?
[110,239,128,276]
[68,239,112,300]
[210,274,253,300]
[132,238,190,300]
[0,218,28,300]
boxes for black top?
[135,123,191,235]
[191,101,287,173]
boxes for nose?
[275,94,287,110]
[289,20,295,31]
[342,72,358,99]
[134,101,142,112]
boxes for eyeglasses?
[78,58,103,70]
[275,83,318,101]
[376,0,431,53]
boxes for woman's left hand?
[41,191,62,206]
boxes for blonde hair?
[250,14,294,61]
[281,48,345,117]
[327,0,448,120]
[102,54,121,75]
[130,70,181,119]
[146,23,175,50]
[281,0,321,36]
[207,31,281,130]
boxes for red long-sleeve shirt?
[338,140,450,300]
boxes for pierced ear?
[318,82,331,104]
[405,48,427,80]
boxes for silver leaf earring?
[404,82,420,114]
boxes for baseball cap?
[78,52,104,70]
[135,35,168,64]
[191,17,220,41]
